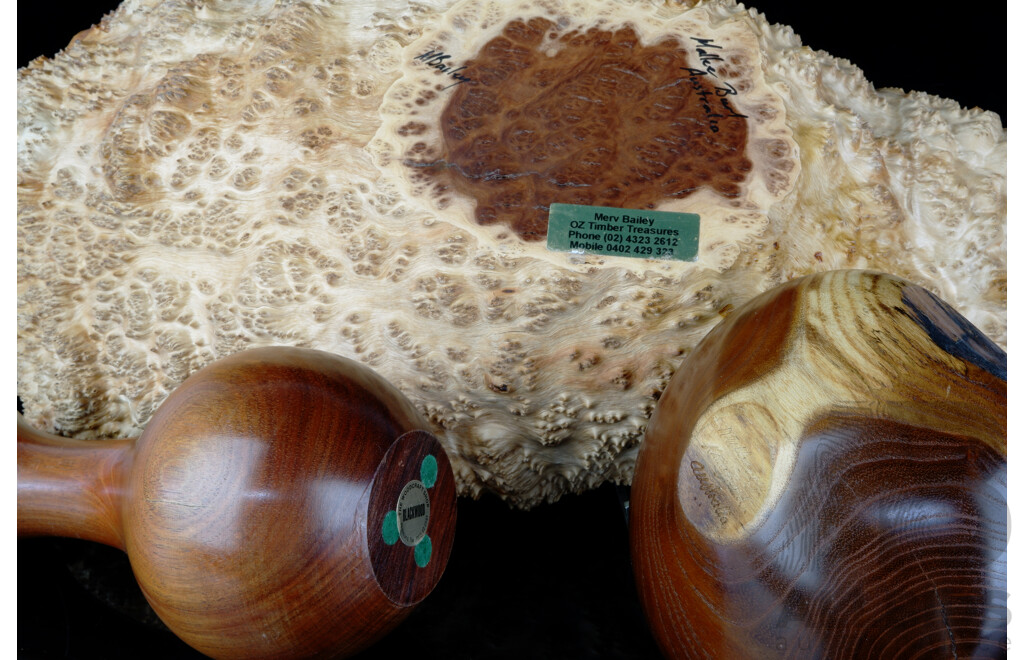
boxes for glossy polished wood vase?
[18,347,457,659]
[630,270,1007,659]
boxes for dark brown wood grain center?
[427,18,751,241]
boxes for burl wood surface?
[630,270,1007,659]
[18,346,457,660]
[431,18,750,241]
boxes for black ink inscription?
[682,37,748,134]
[414,50,472,90]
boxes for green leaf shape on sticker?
[414,535,432,568]
[420,454,438,489]
[382,510,399,546]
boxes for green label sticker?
[546,204,699,261]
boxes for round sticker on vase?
[396,480,430,546]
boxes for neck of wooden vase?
[17,414,135,550]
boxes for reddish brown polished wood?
[18,346,457,660]
[630,270,1007,659]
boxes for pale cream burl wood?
[631,270,1007,659]
[18,346,457,660]
[18,0,1006,510]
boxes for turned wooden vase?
[18,346,457,659]
[630,270,1007,659]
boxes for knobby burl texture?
[17,0,1006,509]
[434,18,751,241]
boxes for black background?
[17,2,1007,659]
[18,2,1008,123]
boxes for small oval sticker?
[396,480,430,546]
